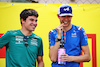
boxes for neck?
[20,28,32,36]
[63,24,72,32]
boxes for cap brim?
[59,13,73,16]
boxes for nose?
[33,21,37,27]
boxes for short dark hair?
[20,9,39,25]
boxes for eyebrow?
[30,18,37,21]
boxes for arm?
[37,56,44,67]
[37,38,44,67]
[72,45,91,62]
[49,41,60,62]
[49,23,64,62]
[60,45,91,62]
[0,31,11,48]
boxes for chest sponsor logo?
[31,38,38,46]
[71,32,77,37]
[15,36,23,44]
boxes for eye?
[30,18,37,22]
[30,19,34,21]
[68,16,72,17]
[61,16,72,18]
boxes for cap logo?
[64,7,69,11]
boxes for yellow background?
[0,2,100,67]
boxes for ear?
[57,14,60,18]
[21,18,25,24]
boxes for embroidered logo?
[31,38,38,46]
[71,33,77,37]
[64,7,69,11]
[15,36,23,44]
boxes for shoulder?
[32,33,42,40]
[72,25,85,31]
[8,29,20,33]
[49,28,57,34]
[3,30,19,36]
[72,25,86,36]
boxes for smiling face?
[22,15,37,32]
[57,14,72,27]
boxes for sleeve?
[49,31,55,47]
[80,28,88,46]
[38,39,43,56]
[0,31,11,48]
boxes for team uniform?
[0,30,43,67]
[49,24,88,67]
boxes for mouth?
[30,24,37,27]
[64,22,68,23]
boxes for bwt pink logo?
[0,34,97,67]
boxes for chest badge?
[71,32,77,37]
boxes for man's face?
[23,15,37,31]
[58,15,72,27]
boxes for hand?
[60,54,72,62]
[56,23,64,39]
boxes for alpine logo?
[64,7,69,11]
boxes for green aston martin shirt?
[0,30,43,67]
